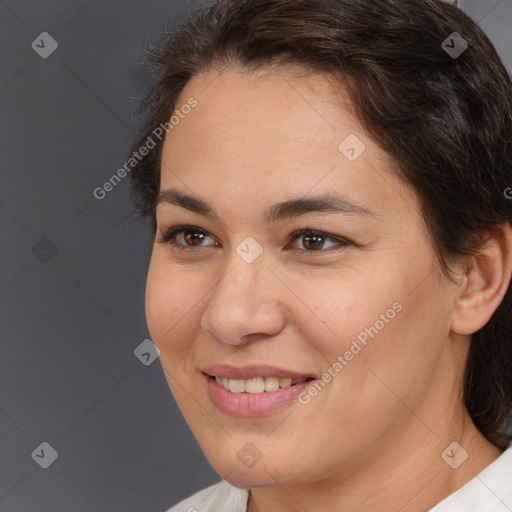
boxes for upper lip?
[202,364,315,380]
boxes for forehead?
[158,65,418,224]
[162,64,361,157]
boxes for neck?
[247,410,503,512]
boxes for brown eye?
[182,229,208,246]
[301,233,327,251]
[157,225,351,256]
[158,225,217,251]
[289,229,352,253]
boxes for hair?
[129,0,512,449]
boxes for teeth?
[264,376,280,392]
[229,379,246,393]
[280,378,292,388]
[245,377,264,394]
[214,375,308,393]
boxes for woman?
[129,0,512,510]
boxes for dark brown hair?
[130,0,512,449]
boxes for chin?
[220,467,282,489]
[208,452,310,490]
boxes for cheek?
[145,263,169,340]
[303,275,401,349]
[145,258,202,347]
[298,269,421,405]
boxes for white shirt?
[166,444,512,512]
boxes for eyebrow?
[156,188,376,223]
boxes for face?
[145,65,461,489]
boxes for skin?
[145,64,512,512]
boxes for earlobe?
[451,223,512,336]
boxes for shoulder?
[165,479,250,512]
[429,443,512,511]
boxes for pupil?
[185,230,205,246]
[304,234,323,250]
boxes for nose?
[200,251,287,346]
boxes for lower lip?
[204,373,315,417]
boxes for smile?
[212,375,311,393]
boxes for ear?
[451,223,512,336]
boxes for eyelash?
[156,224,352,256]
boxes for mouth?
[203,369,318,417]
[203,373,315,394]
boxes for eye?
[157,224,353,255]
[157,225,218,252]
[287,228,352,254]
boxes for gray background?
[0,1,511,511]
